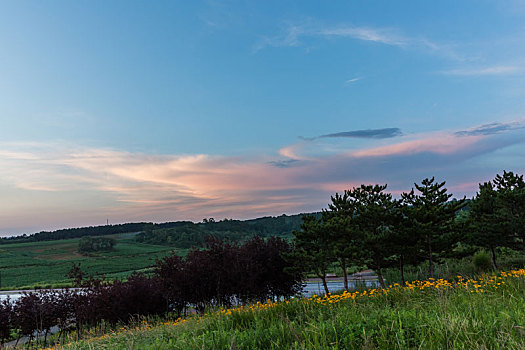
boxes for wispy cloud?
[254,22,409,51]
[1,119,525,234]
[268,159,299,168]
[345,77,361,84]
[321,128,403,140]
[254,21,461,59]
[441,65,522,76]
[318,26,408,46]
[454,120,525,136]
[350,133,483,158]
[300,128,403,142]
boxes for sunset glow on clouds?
[1,120,524,235]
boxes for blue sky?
[1,1,525,235]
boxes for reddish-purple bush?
[155,236,303,313]
[0,298,12,343]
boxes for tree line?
[291,171,525,294]
[1,213,310,246]
[0,236,301,347]
[136,214,309,247]
[0,223,149,244]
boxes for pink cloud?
[1,119,524,234]
[351,133,484,158]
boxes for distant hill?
[0,213,321,246]
[0,222,149,244]
[136,213,321,248]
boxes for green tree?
[391,197,420,285]
[344,184,397,288]
[493,171,525,250]
[78,236,116,253]
[326,191,364,291]
[469,181,510,269]
[403,177,466,278]
[290,215,334,295]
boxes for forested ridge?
[0,213,319,246]
[135,213,318,247]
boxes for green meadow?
[0,234,178,290]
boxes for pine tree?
[393,194,421,285]
[323,194,362,291]
[493,171,525,250]
[290,215,334,295]
[469,181,511,269]
[405,177,466,278]
[343,184,397,288]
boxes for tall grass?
[51,269,525,350]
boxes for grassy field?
[0,234,180,290]
[49,269,525,350]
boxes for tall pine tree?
[343,184,397,288]
[469,181,511,269]
[404,177,466,278]
[290,215,334,295]
[493,171,525,250]
[325,192,362,291]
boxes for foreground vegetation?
[0,237,298,347]
[293,171,525,293]
[48,269,525,349]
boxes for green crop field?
[0,234,179,290]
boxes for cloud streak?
[454,120,525,136]
[321,128,403,140]
[318,26,408,46]
[346,77,361,83]
[300,128,403,142]
[255,21,461,60]
[441,65,522,76]
[1,119,524,235]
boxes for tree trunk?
[376,264,386,289]
[428,237,434,279]
[318,267,330,295]
[340,258,349,291]
[321,275,329,295]
[490,246,498,270]
[399,255,405,285]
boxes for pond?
[302,280,380,297]
[0,280,381,303]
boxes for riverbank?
[0,272,379,302]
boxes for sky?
[1,1,525,235]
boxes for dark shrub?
[13,293,41,340]
[78,236,116,253]
[155,254,188,315]
[155,235,303,313]
[0,298,12,343]
[473,250,492,271]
